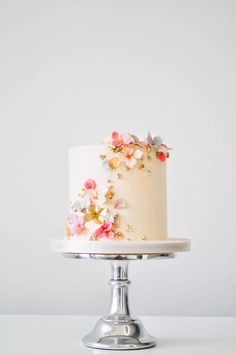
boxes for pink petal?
[114,198,127,209]
[125,157,137,168]
[84,179,96,190]
[95,226,103,238]
[121,133,133,145]
[112,131,119,140]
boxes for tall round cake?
[53,131,190,254]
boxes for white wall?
[0,0,235,316]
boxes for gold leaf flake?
[117,173,122,179]
[146,145,152,153]
[126,224,133,232]
[112,146,123,153]
[114,231,124,239]
[108,157,120,170]
[147,170,152,176]
[104,186,115,202]
[89,234,97,241]
[141,236,147,241]
[84,205,107,224]
[138,162,145,169]
[114,213,120,222]
[107,179,112,183]
[147,155,152,161]
[100,154,107,160]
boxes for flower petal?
[134,149,143,159]
[153,136,163,147]
[84,179,96,190]
[125,157,137,168]
[146,132,154,146]
[114,198,127,209]
[121,133,133,145]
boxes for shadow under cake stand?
[52,238,190,351]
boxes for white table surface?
[0,315,235,355]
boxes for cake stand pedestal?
[63,252,175,350]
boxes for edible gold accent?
[117,173,122,179]
[84,205,108,224]
[114,231,124,239]
[99,154,107,160]
[141,236,147,241]
[112,146,123,153]
[114,213,120,222]
[146,145,152,153]
[115,223,119,228]
[104,186,115,201]
[138,162,145,169]
[107,179,112,183]
[108,157,120,170]
[147,170,152,176]
[147,155,152,161]
[89,234,97,241]
[126,224,133,232]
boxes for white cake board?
[51,238,190,254]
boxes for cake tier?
[68,144,167,242]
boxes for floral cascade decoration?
[65,178,125,241]
[100,131,171,171]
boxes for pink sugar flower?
[112,131,134,147]
[66,214,86,237]
[121,147,143,168]
[84,179,96,190]
[94,221,114,239]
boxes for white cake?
[67,132,170,241]
[53,131,190,254]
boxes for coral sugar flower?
[66,214,86,237]
[122,147,143,168]
[94,220,114,239]
[112,131,134,147]
[158,151,167,162]
[84,179,96,190]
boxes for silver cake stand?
[63,252,175,350]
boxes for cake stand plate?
[52,237,190,255]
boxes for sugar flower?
[94,220,114,239]
[146,132,163,148]
[157,151,167,162]
[66,213,86,237]
[121,147,143,168]
[71,197,90,212]
[84,179,96,190]
[111,131,134,147]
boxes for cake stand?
[64,252,174,350]
[53,238,190,350]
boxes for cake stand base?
[63,253,175,350]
